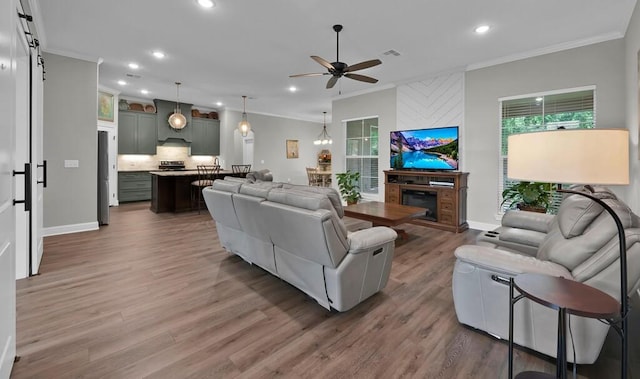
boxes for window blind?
[499,89,595,214]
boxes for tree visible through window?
[346,118,379,195]
[500,89,595,213]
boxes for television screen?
[390,126,459,170]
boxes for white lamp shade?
[507,129,629,185]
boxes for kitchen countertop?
[149,169,235,177]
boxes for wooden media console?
[384,170,469,233]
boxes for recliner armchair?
[453,186,640,363]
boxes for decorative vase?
[118,99,129,110]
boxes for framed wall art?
[286,139,299,159]
[98,91,114,122]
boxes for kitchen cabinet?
[118,111,157,155]
[190,118,220,155]
[118,171,151,202]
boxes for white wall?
[43,53,99,234]
[220,109,321,184]
[624,1,640,212]
[397,71,464,131]
[465,39,626,227]
[332,87,397,200]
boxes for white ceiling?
[33,0,636,123]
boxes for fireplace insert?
[402,189,437,221]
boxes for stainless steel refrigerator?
[97,131,110,225]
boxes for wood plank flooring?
[11,202,638,378]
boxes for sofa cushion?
[281,184,344,218]
[267,188,348,238]
[212,179,242,193]
[238,182,282,199]
[246,169,273,183]
[556,186,617,239]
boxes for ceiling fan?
[290,24,382,89]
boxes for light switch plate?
[64,160,79,168]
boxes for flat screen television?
[390,126,459,170]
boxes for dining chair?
[306,167,323,186]
[191,164,220,213]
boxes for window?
[499,88,595,213]
[345,117,379,195]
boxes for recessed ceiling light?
[216,102,223,106]
[140,89,149,95]
[197,0,214,8]
[152,51,165,59]
[128,62,139,69]
[117,80,127,86]
[475,25,490,34]
[289,86,297,92]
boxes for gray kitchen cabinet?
[118,171,151,202]
[118,111,157,155]
[190,118,220,155]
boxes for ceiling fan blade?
[346,59,382,72]
[326,76,339,89]
[289,73,327,78]
[311,56,335,70]
[344,73,378,84]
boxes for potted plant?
[501,181,553,213]
[336,171,362,205]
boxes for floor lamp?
[507,128,630,378]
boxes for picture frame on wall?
[98,91,114,122]
[286,139,299,159]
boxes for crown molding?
[466,32,624,71]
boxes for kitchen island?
[150,170,243,213]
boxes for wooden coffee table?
[343,201,427,239]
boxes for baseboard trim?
[467,220,500,232]
[43,222,99,237]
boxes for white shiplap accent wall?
[397,72,464,131]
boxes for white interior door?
[243,133,254,166]
[32,52,44,273]
[14,12,30,280]
[0,0,17,376]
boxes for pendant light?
[314,112,332,145]
[238,95,251,137]
[168,82,187,130]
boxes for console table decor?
[384,170,468,232]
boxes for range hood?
[154,99,194,142]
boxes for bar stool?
[232,164,251,175]
[191,164,220,213]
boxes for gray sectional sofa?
[453,186,640,363]
[202,178,398,312]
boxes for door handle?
[37,160,47,187]
[13,163,32,211]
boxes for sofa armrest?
[454,244,572,278]
[348,226,397,254]
[502,210,554,233]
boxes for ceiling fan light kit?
[314,111,332,145]
[290,24,382,89]
[238,95,251,137]
[168,82,187,130]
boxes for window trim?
[343,117,380,198]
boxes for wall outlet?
[64,160,79,168]
[261,160,265,164]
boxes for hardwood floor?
[11,202,637,378]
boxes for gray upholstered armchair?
[452,186,640,363]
